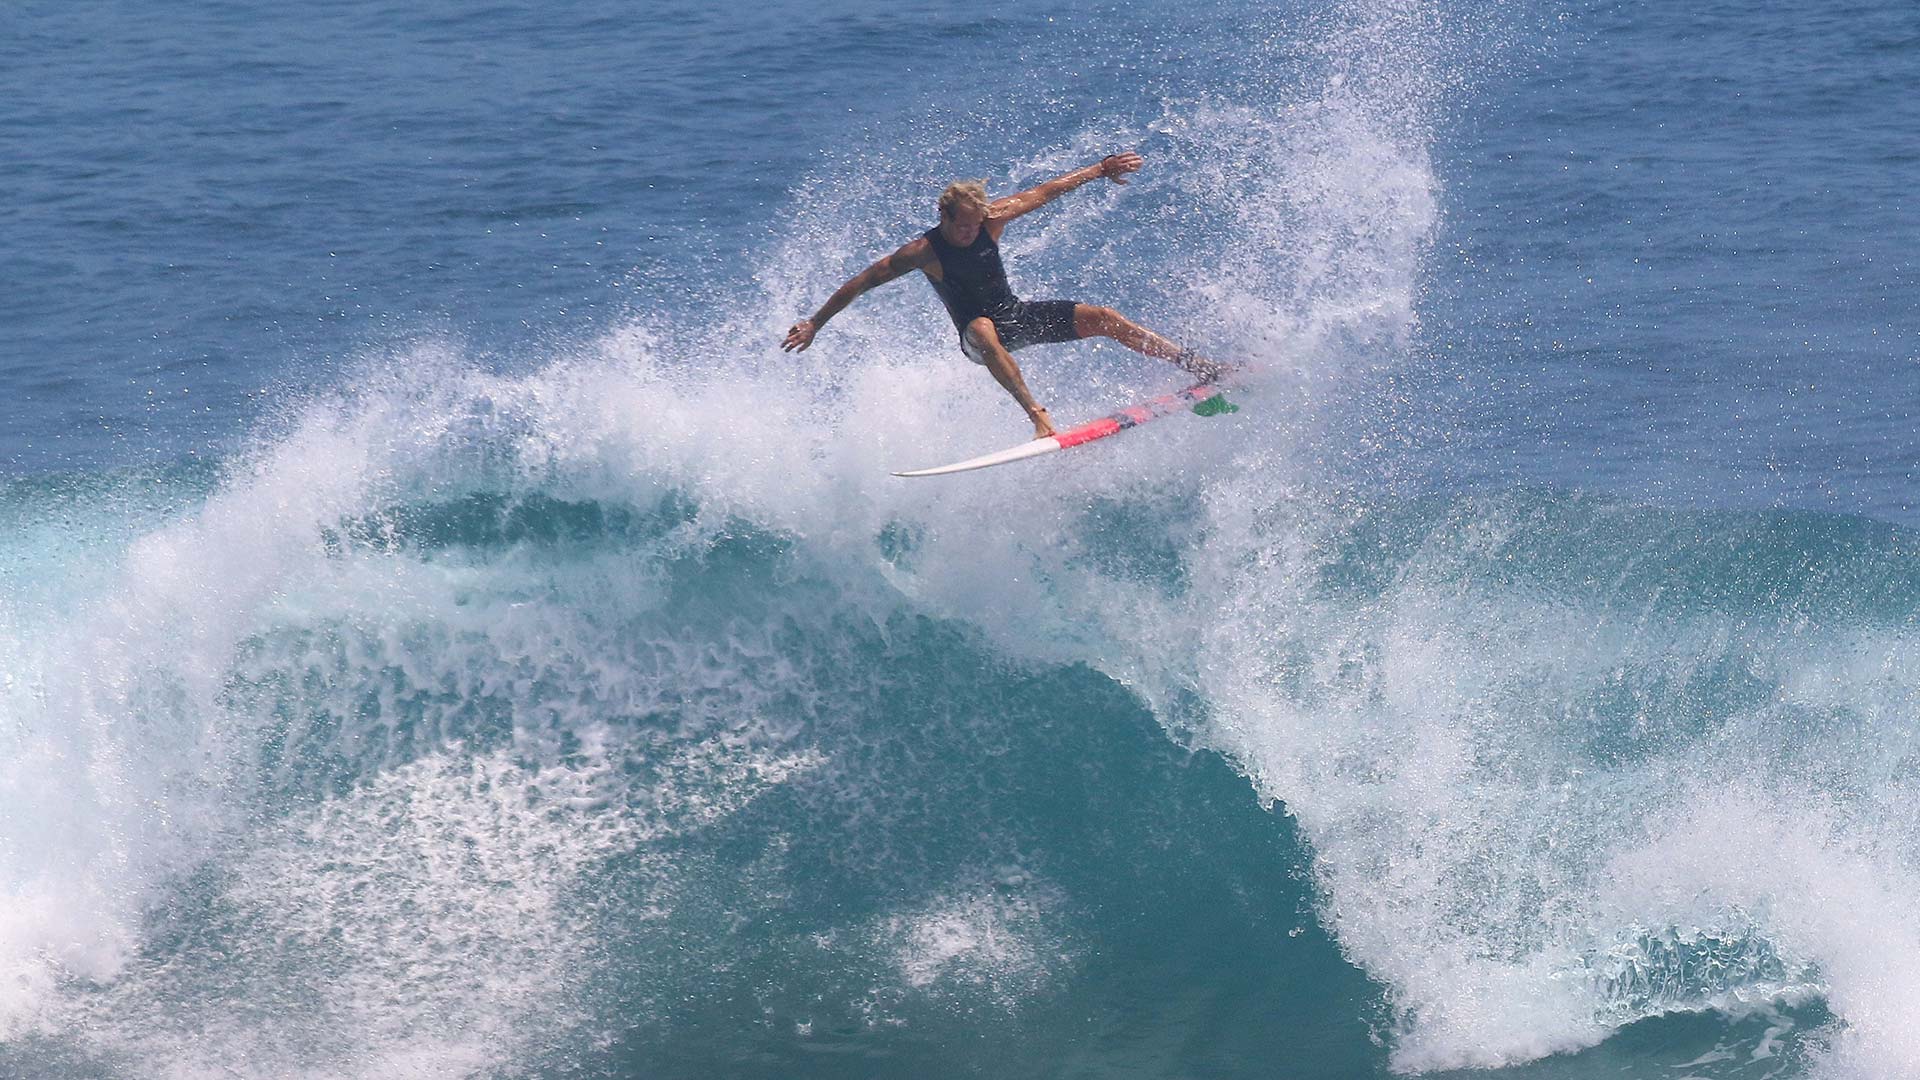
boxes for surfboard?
[892,379,1233,477]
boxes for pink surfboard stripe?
[1051,381,1223,451]
[1055,419,1121,448]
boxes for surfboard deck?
[892,379,1232,477]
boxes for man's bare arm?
[783,237,935,352]
[988,151,1143,232]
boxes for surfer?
[781,152,1222,439]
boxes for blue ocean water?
[2,0,1917,1077]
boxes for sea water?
[2,0,1917,1076]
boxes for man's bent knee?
[1074,305,1125,337]
[963,317,1004,365]
[967,317,1007,347]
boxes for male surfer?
[781,152,1221,438]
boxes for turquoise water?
[2,1,1917,1077]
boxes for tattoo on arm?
[867,241,931,286]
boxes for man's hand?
[1100,151,1143,184]
[783,319,818,352]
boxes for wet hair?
[938,179,990,219]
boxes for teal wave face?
[0,453,1388,1077]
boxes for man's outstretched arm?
[988,151,1143,231]
[783,237,934,352]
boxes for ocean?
[2,0,1917,1076]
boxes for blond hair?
[938,179,990,219]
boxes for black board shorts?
[959,300,1081,364]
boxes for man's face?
[941,204,986,245]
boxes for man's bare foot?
[1174,348,1226,384]
[1030,407,1057,439]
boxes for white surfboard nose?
[891,437,1064,477]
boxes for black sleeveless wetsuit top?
[923,225,1019,332]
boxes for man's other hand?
[1100,152,1143,184]
[783,319,818,352]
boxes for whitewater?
[4,0,1918,1077]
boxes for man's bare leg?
[967,317,1057,438]
[1072,304,1224,382]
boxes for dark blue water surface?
[1425,0,1920,520]
[3,1,1919,1078]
